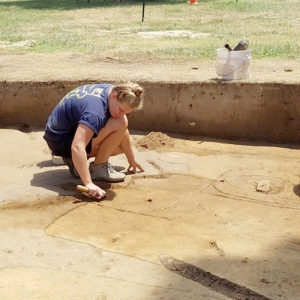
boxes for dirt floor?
[0,54,300,299]
[0,53,299,83]
[0,127,300,299]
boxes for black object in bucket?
[233,39,249,51]
[224,44,232,51]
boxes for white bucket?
[216,48,251,80]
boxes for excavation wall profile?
[0,81,299,143]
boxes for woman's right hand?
[85,182,106,200]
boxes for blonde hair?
[111,82,144,110]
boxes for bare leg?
[89,117,127,164]
[111,130,132,156]
[90,124,143,174]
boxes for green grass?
[0,0,299,60]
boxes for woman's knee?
[106,116,128,131]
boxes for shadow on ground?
[0,0,183,10]
[168,133,300,150]
[159,238,300,300]
[293,184,300,198]
[31,160,116,203]
[131,129,300,151]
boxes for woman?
[44,82,144,200]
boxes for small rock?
[261,278,270,284]
[284,68,293,72]
[209,241,217,248]
[256,180,271,192]
[189,122,196,126]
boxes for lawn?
[0,0,299,60]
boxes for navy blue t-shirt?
[44,84,112,143]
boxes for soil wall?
[0,81,299,143]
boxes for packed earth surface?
[0,54,300,83]
[0,54,299,299]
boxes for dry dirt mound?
[135,131,175,152]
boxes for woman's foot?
[89,162,125,182]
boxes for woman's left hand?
[128,160,144,173]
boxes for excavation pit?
[0,126,299,299]
[0,56,300,299]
